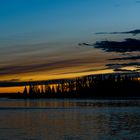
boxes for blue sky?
[0,0,140,81]
[1,0,140,40]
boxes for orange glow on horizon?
[0,69,114,93]
[0,86,24,93]
[20,69,114,81]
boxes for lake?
[0,99,139,140]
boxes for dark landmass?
[0,73,140,99]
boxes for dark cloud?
[106,62,140,73]
[109,55,140,61]
[0,79,22,87]
[95,29,140,36]
[113,68,140,73]
[113,68,134,72]
[106,63,127,69]
[78,43,92,46]
[106,62,140,69]
[78,38,140,53]
[94,38,140,53]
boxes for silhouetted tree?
[20,73,140,99]
[23,86,28,96]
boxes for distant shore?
[1,73,140,100]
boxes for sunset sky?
[0,0,140,87]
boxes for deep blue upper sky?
[1,0,140,40]
[0,0,140,81]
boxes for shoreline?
[0,93,140,100]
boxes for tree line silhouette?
[20,73,140,99]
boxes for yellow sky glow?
[0,69,114,93]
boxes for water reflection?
[0,99,139,140]
[0,99,140,108]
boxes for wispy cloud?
[0,60,76,75]
[0,58,96,76]
[95,29,140,36]
[106,62,140,69]
[109,55,140,61]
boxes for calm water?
[0,99,139,140]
